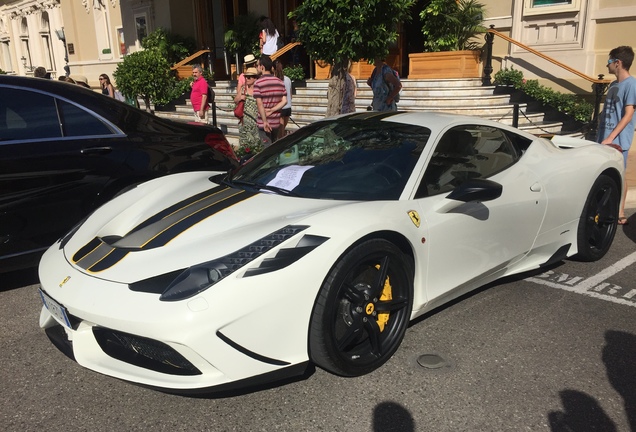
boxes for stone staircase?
[154,78,578,145]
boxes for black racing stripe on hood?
[73,188,257,273]
[87,248,131,273]
[130,184,231,235]
[142,190,256,249]
[72,237,102,263]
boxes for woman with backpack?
[367,57,401,112]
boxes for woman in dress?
[237,67,262,158]
[366,57,400,111]
[341,61,358,114]
[99,74,115,98]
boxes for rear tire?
[309,239,413,376]
[575,174,619,262]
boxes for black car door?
[0,86,131,263]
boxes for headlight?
[129,225,310,301]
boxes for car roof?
[338,111,539,141]
[0,75,226,136]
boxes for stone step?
[157,107,556,131]
[154,78,574,146]
[169,100,540,120]
[212,78,486,90]
[188,92,523,111]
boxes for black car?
[0,75,238,272]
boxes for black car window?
[58,100,113,136]
[416,125,519,198]
[0,88,62,141]
[232,118,430,200]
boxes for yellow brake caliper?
[374,264,392,332]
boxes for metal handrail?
[483,26,610,139]
[271,42,301,61]
[486,28,608,85]
[170,49,211,70]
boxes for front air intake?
[93,327,201,376]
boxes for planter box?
[408,50,481,79]
[314,56,398,80]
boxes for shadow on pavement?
[373,401,415,432]
[548,330,636,431]
[603,330,636,431]
[548,390,617,431]
[1,266,39,291]
[620,213,636,243]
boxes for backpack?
[207,85,215,104]
[114,90,126,102]
[276,35,284,51]
[386,67,401,103]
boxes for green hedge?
[494,67,593,123]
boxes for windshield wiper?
[225,179,300,197]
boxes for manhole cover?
[417,353,448,369]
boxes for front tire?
[575,174,619,262]
[309,239,413,376]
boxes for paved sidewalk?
[626,148,636,209]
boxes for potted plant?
[283,64,307,89]
[408,0,487,79]
[224,13,261,78]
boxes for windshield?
[229,117,431,200]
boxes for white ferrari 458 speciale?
[38,112,624,393]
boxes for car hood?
[62,172,353,283]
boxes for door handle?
[81,147,113,155]
[530,182,542,192]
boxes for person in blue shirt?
[597,46,636,225]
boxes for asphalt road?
[1,211,635,432]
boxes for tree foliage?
[420,0,487,52]
[290,0,415,116]
[224,13,261,58]
[113,49,188,113]
[141,27,197,65]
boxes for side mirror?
[435,178,503,213]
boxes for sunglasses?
[246,75,257,78]
[607,59,619,65]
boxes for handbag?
[234,84,246,119]
[234,100,245,119]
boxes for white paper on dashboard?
[266,165,314,191]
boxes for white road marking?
[526,250,636,308]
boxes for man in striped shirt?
[253,55,287,145]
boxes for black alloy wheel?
[309,239,413,376]
[576,174,620,262]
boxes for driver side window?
[416,125,519,198]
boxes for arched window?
[40,12,54,71]
[0,18,12,73]
[20,17,32,71]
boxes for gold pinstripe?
[73,187,256,273]
[139,189,246,248]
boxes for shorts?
[193,110,208,123]
[280,108,292,118]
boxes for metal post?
[55,28,70,76]
[513,104,519,128]
[482,25,495,86]
[589,74,609,140]
[223,47,230,76]
[206,47,213,77]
